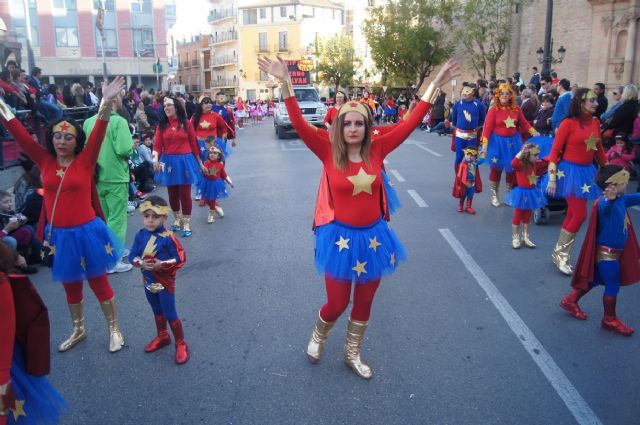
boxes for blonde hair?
[329,110,373,171]
[621,84,638,103]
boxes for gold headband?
[338,101,370,119]
[605,169,630,185]
[209,146,222,155]
[52,121,78,137]
[461,87,474,96]
[528,145,541,155]
[139,201,171,216]
[463,147,478,155]
[582,90,596,100]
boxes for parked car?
[274,86,327,139]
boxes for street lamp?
[537,0,567,76]
[120,23,152,86]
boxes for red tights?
[319,276,381,322]
[489,167,514,185]
[512,209,532,225]
[207,200,217,209]
[562,197,587,233]
[167,185,192,215]
[62,274,114,304]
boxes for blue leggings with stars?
[145,288,179,322]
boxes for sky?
[171,0,211,41]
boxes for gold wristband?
[280,79,294,99]
[421,83,441,104]
[516,151,524,160]
[548,162,557,181]
[0,98,15,121]
[97,100,112,121]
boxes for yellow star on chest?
[463,110,472,123]
[56,168,65,178]
[503,116,516,128]
[347,167,376,196]
[105,243,114,256]
[368,236,382,252]
[352,260,367,277]
[200,120,211,129]
[10,399,26,421]
[209,167,219,177]
[557,170,566,179]
[585,133,598,151]
[335,236,350,252]
[372,129,380,136]
[171,126,177,131]
[581,183,591,193]
[528,173,538,185]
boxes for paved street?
[31,118,640,425]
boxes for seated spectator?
[533,94,555,135]
[134,101,151,134]
[606,133,635,172]
[0,190,40,269]
[601,85,624,124]
[603,84,639,147]
[520,88,539,124]
[130,133,155,194]
[70,82,86,107]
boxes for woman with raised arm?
[0,76,128,353]
[258,56,459,379]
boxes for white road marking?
[439,228,603,425]
[407,189,428,207]
[415,143,443,157]
[389,169,406,182]
[280,141,307,151]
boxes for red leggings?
[167,185,192,215]
[319,275,381,322]
[512,209,532,225]
[207,200,217,209]
[489,167,515,185]
[562,197,588,233]
[62,274,114,304]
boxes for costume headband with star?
[209,146,222,155]
[606,169,630,185]
[52,121,78,137]
[139,201,171,216]
[338,101,371,119]
[463,147,478,155]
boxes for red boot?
[602,296,634,336]
[560,289,588,320]
[198,199,206,207]
[457,197,464,212]
[144,315,171,352]
[465,198,476,215]
[169,319,190,364]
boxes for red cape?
[453,161,483,198]
[571,200,640,290]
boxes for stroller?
[530,135,568,225]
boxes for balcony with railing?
[273,43,289,53]
[211,55,238,67]
[208,8,236,23]
[210,78,239,88]
[210,32,238,45]
[254,45,271,54]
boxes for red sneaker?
[602,316,634,336]
[144,333,171,352]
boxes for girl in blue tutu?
[201,147,234,223]
[505,143,548,249]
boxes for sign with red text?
[285,60,311,86]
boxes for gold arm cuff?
[421,83,441,104]
[152,151,159,162]
[528,127,536,136]
[548,162,557,181]
[516,151,524,160]
[280,79,294,99]
[96,100,112,121]
[0,98,15,121]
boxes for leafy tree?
[316,34,360,94]
[363,0,456,93]
[455,0,524,80]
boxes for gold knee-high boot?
[522,223,536,248]
[171,211,182,231]
[344,318,372,379]
[552,229,576,275]
[100,297,125,352]
[489,181,501,207]
[511,224,522,249]
[306,312,336,364]
[58,301,87,352]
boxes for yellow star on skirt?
[352,260,367,277]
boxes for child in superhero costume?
[453,147,482,214]
[559,165,640,336]
[504,143,548,248]
[128,196,189,363]
[201,146,234,223]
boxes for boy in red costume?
[453,147,482,214]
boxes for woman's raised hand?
[101,76,126,102]
[432,59,461,88]
[257,56,289,81]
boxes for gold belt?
[455,130,477,140]
[596,245,623,262]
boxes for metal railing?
[208,8,236,23]
[211,55,238,67]
[255,45,270,54]
[273,44,289,53]
[210,79,239,88]
[210,32,238,45]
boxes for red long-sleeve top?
[324,107,338,126]
[481,105,534,145]
[203,160,228,181]
[285,96,430,226]
[548,116,607,166]
[191,111,227,140]
[153,117,200,158]
[511,157,547,188]
[0,273,15,384]
[3,117,108,227]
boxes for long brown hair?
[329,110,373,171]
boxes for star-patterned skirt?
[200,178,230,201]
[504,186,547,210]
[155,153,203,186]
[381,170,402,215]
[46,217,122,282]
[314,218,407,284]
[486,133,523,172]
[10,343,68,424]
[540,160,601,200]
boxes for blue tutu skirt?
[155,153,203,186]
[504,186,547,210]
[384,106,396,116]
[486,133,523,172]
[200,178,229,201]
[381,170,402,215]
[540,160,601,200]
[47,217,123,282]
[10,344,68,424]
[314,218,407,283]
[198,139,209,162]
